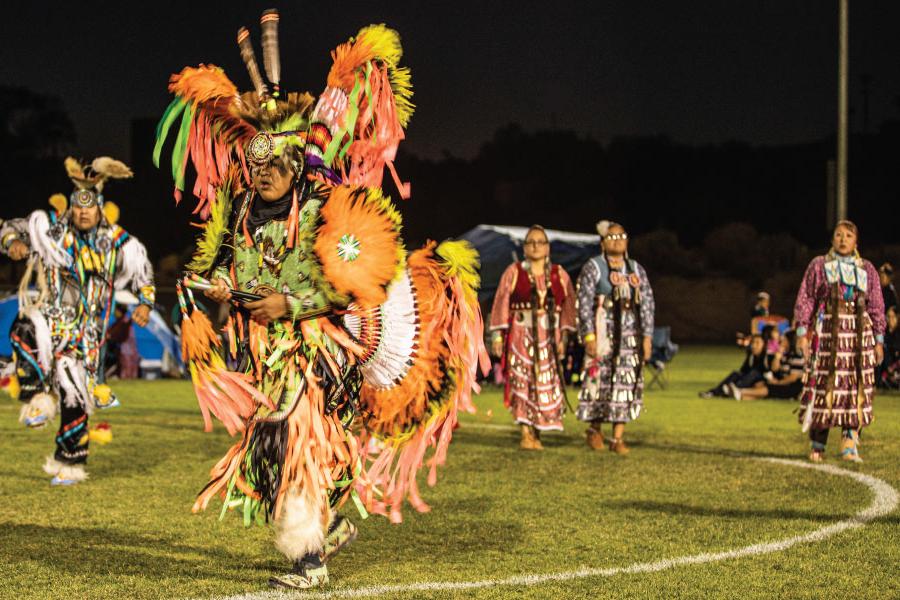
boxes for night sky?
[4,1,900,164]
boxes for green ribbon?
[153,97,187,168]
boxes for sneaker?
[323,516,358,562]
[698,391,714,399]
[50,475,81,486]
[24,412,50,428]
[808,450,824,463]
[268,564,329,589]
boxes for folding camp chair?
[646,326,678,390]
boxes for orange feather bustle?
[353,242,488,523]
[314,186,400,308]
[358,246,449,435]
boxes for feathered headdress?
[153,10,415,220]
[63,156,132,208]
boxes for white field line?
[206,457,898,600]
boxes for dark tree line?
[396,122,900,250]
[2,88,898,274]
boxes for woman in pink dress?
[794,220,885,462]
[489,225,576,450]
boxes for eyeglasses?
[605,233,628,241]
[524,240,549,247]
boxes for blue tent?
[0,292,182,376]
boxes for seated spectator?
[880,263,898,316]
[700,333,771,399]
[877,305,900,389]
[762,324,781,357]
[738,330,804,400]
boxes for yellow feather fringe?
[187,185,232,274]
[436,240,481,301]
[48,193,68,215]
[102,201,120,225]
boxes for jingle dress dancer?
[0,157,154,484]
[489,225,575,449]
[155,11,488,589]
[795,220,884,462]
[575,221,654,455]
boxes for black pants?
[708,368,764,396]
[10,316,89,465]
[809,427,858,449]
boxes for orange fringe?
[192,342,360,527]
[183,308,272,435]
[344,65,407,195]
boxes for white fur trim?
[43,456,64,476]
[23,308,54,371]
[595,220,612,238]
[27,210,70,269]
[0,360,14,378]
[58,463,88,482]
[19,392,58,425]
[115,237,153,291]
[274,489,329,560]
[55,356,91,414]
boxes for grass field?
[0,346,897,600]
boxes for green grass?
[0,346,898,599]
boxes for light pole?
[836,0,848,223]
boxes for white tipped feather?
[344,271,419,390]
